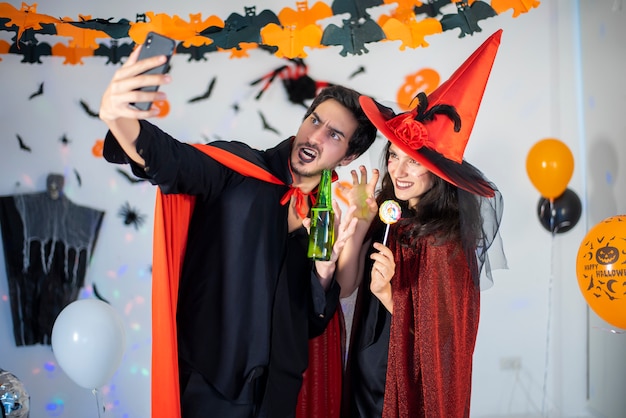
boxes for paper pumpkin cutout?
[153,99,171,118]
[396,68,440,110]
[91,140,104,158]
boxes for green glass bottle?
[307,169,335,261]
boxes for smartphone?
[131,32,176,111]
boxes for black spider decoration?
[250,58,333,107]
[118,201,146,230]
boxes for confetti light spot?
[46,397,65,416]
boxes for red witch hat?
[359,29,503,197]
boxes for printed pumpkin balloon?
[576,215,626,329]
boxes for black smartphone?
[131,32,176,111]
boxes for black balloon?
[537,188,582,234]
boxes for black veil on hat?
[361,29,507,288]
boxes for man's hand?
[99,45,171,123]
[309,201,358,287]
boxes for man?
[98,45,377,418]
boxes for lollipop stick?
[382,224,390,246]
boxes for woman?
[338,30,507,417]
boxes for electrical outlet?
[500,356,522,370]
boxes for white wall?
[0,1,622,417]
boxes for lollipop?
[379,200,401,245]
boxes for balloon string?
[92,388,103,418]
[541,235,555,417]
[549,199,556,236]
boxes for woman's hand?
[370,242,395,313]
[337,165,379,224]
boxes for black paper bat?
[73,168,82,186]
[66,17,132,39]
[202,6,280,50]
[29,82,43,99]
[258,111,280,135]
[9,39,52,63]
[440,0,497,38]
[349,66,365,79]
[321,18,385,57]
[92,283,111,304]
[188,77,217,103]
[414,0,453,18]
[331,0,383,20]
[79,99,99,118]
[94,40,134,64]
[175,42,218,62]
[116,168,148,184]
[16,134,31,152]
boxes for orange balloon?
[576,215,626,330]
[526,138,574,199]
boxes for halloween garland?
[0,0,540,64]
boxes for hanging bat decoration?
[188,76,217,103]
[414,0,453,18]
[65,16,132,40]
[118,201,147,230]
[202,6,280,51]
[94,39,134,64]
[79,99,99,118]
[258,111,281,135]
[28,82,43,99]
[251,58,332,107]
[116,168,148,184]
[440,0,497,38]
[321,0,386,56]
[16,134,31,152]
[92,283,111,304]
[73,168,82,186]
[349,66,366,79]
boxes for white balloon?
[51,299,126,389]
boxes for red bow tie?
[280,187,315,219]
